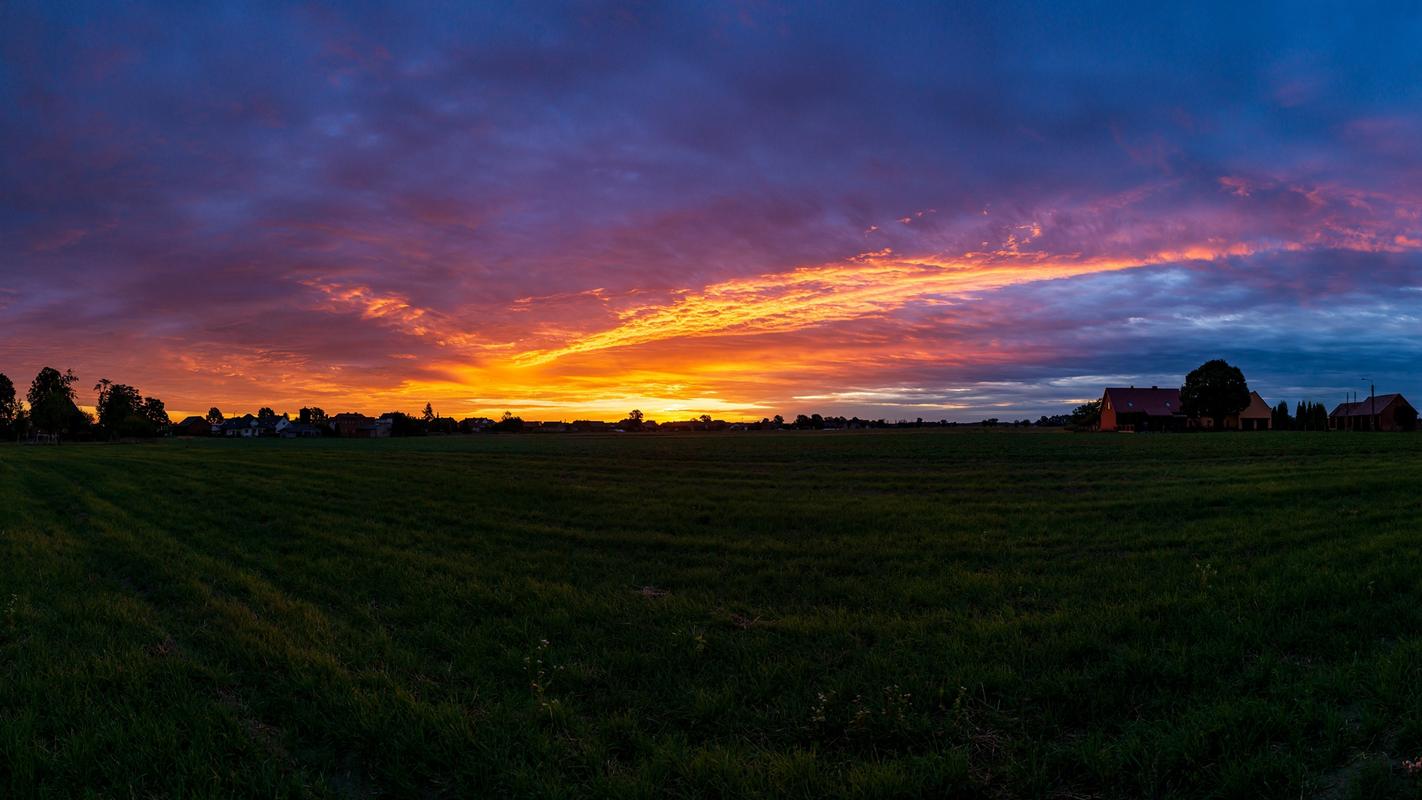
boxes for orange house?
[1098,387,1186,432]
[1198,390,1273,430]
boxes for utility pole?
[1360,378,1375,432]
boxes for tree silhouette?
[0,372,19,434]
[1180,359,1250,430]
[206,407,225,425]
[492,411,523,432]
[142,397,169,429]
[27,367,83,441]
[94,379,143,437]
[1071,400,1102,430]
[1272,400,1291,430]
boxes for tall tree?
[27,367,83,440]
[94,379,143,436]
[206,407,225,425]
[0,372,19,433]
[1180,359,1250,430]
[142,397,169,430]
[257,407,277,422]
[1272,400,1291,431]
[421,403,435,423]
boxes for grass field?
[3,431,1422,798]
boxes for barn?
[172,416,211,437]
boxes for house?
[218,414,282,437]
[275,419,323,438]
[173,416,211,437]
[1198,390,1273,430]
[1329,394,1419,431]
[220,415,260,437]
[1098,386,1186,432]
[330,413,376,437]
[1235,391,1273,430]
[329,413,391,438]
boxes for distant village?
[178,408,967,439]
[0,358,1416,443]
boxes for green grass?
[3,430,1422,798]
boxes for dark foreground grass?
[2,431,1422,798]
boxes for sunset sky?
[4,2,1422,421]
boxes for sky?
[3,2,1422,422]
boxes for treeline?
[1272,401,1331,431]
[0,367,168,443]
[0,362,1353,444]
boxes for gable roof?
[1239,391,1272,419]
[1102,387,1182,417]
[175,416,207,426]
[1330,393,1411,417]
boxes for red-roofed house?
[1098,386,1186,432]
[1329,394,1418,431]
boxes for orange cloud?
[511,245,1250,367]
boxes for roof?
[176,416,207,426]
[1330,393,1410,417]
[1102,387,1182,417]
[1239,391,1272,419]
